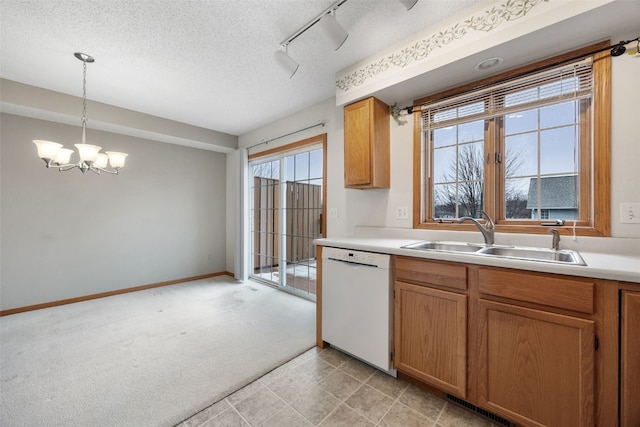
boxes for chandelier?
[33,52,128,174]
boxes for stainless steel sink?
[402,241,586,265]
[477,246,586,265]
[402,241,484,253]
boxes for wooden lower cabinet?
[391,257,615,427]
[620,290,640,427]
[394,280,467,398]
[477,299,595,427]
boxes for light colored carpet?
[0,276,316,426]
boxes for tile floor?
[178,346,498,427]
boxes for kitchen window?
[413,42,611,236]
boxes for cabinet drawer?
[478,268,594,314]
[395,257,467,291]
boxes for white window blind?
[420,58,594,130]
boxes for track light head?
[318,11,348,50]
[274,47,299,78]
[398,0,419,10]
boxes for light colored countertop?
[314,227,640,284]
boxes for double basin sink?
[402,241,586,265]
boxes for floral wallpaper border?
[336,0,548,93]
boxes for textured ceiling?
[0,0,481,136]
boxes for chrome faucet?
[457,210,495,246]
[549,228,560,251]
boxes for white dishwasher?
[321,247,396,376]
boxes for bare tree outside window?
[434,143,484,219]
[504,188,530,219]
[433,135,528,219]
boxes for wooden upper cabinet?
[344,97,390,189]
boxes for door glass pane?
[283,150,321,297]
[294,152,309,181]
[309,149,322,179]
[249,145,322,299]
[250,170,280,284]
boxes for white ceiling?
[2,1,639,139]
[0,0,482,136]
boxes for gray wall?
[1,113,227,310]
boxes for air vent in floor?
[445,394,515,427]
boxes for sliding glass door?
[249,136,325,299]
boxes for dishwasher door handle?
[326,258,378,268]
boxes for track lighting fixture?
[273,0,348,77]
[274,46,299,78]
[318,10,348,50]
[398,0,419,11]
[271,0,419,76]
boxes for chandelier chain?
[81,60,87,126]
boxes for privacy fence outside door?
[252,178,322,270]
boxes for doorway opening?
[248,134,326,300]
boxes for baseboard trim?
[0,271,235,316]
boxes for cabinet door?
[621,291,640,427]
[394,280,467,398]
[477,299,594,427]
[344,99,372,186]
